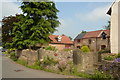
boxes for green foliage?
[81,46,90,53]
[91,71,113,80]
[58,64,66,72]
[81,30,87,33]
[10,2,60,49]
[17,60,27,66]
[69,64,77,74]
[2,15,19,48]
[27,65,44,70]
[34,60,41,66]
[43,56,58,65]
[117,53,120,58]
[98,50,110,54]
[10,52,17,61]
[3,50,10,55]
[104,55,115,61]
[45,46,57,51]
[63,48,73,52]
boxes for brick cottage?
[74,30,110,52]
[49,35,73,50]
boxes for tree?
[81,30,87,33]
[11,1,60,49]
[69,36,72,40]
[2,15,19,48]
[104,21,110,30]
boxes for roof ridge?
[87,30,109,33]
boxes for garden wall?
[17,49,73,66]
[16,49,99,73]
[73,49,98,74]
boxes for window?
[101,45,106,50]
[88,39,91,44]
[77,39,80,43]
[77,46,81,49]
[101,32,107,39]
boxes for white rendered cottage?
[107,0,120,54]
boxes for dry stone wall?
[17,49,73,66]
[73,49,98,74]
[16,48,99,74]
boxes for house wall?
[49,44,65,50]
[118,2,120,53]
[74,37,110,52]
[111,1,118,53]
[96,38,110,51]
[49,43,73,50]
[74,39,83,48]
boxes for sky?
[1,0,114,39]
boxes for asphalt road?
[1,52,75,78]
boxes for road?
[1,52,75,78]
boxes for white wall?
[111,1,120,53]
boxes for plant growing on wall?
[9,1,60,49]
[81,45,90,53]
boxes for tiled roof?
[74,33,86,40]
[49,35,73,44]
[83,30,110,38]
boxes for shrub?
[117,53,120,58]
[43,56,58,65]
[3,51,10,55]
[98,50,110,54]
[45,46,57,51]
[10,52,17,61]
[104,55,115,61]
[81,46,90,53]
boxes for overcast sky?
[1,0,115,39]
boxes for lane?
[2,55,74,78]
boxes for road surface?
[2,52,76,78]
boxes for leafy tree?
[2,15,19,48]
[104,21,110,30]
[11,1,60,49]
[69,36,72,40]
[81,30,87,33]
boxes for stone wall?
[17,49,73,66]
[17,49,99,74]
[73,49,98,74]
[18,49,38,65]
[74,37,110,52]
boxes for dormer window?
[58,35,62,42]
[101,32,107,39]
